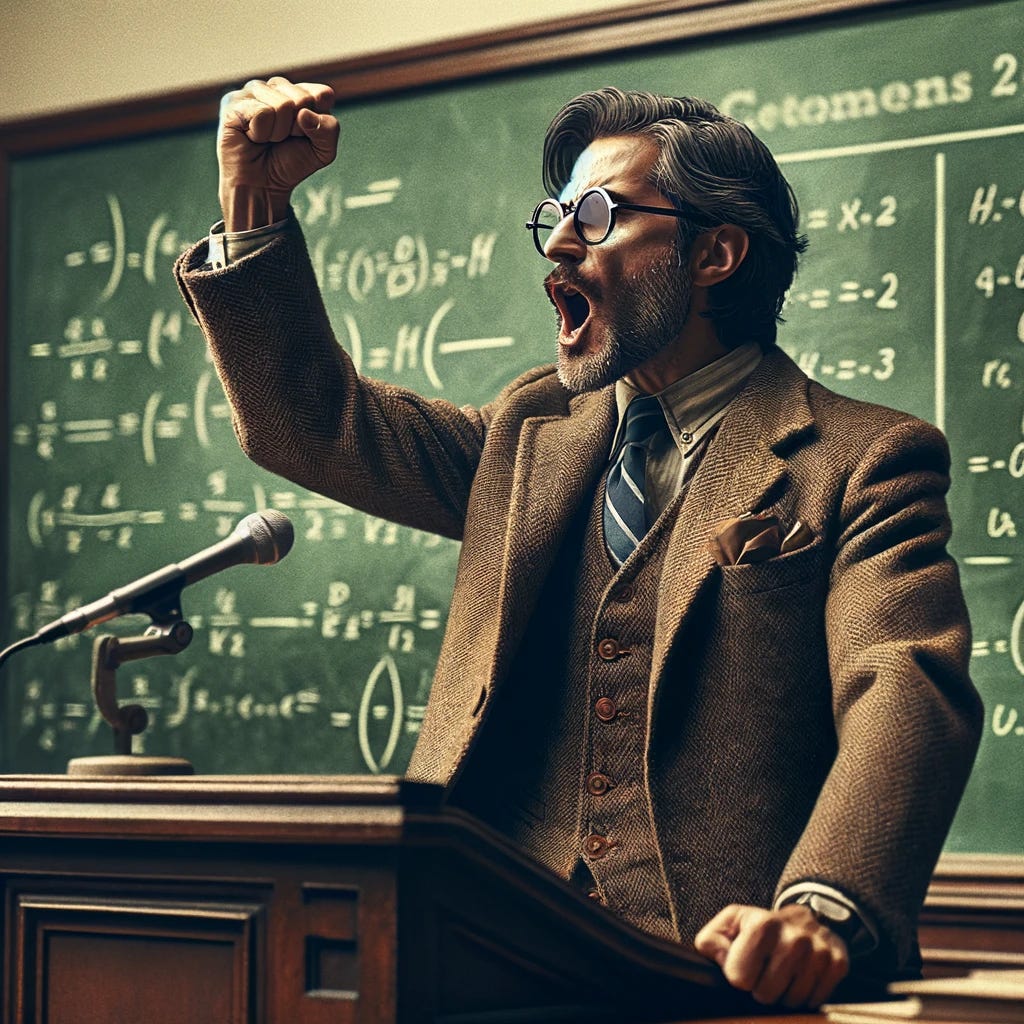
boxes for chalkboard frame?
[2,0,1020,897]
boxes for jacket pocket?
[716,535,827,595]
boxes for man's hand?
[217,77,340,231]
[694,903,850,1008]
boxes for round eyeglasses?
[525,185,691,257]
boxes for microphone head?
[238,510,295,564]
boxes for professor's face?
[539,136,693,393]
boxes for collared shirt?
[611,342,763,520]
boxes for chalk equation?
[11,575,443,774]
[338,298,514,390]
[975,255,1024,299]
[62,197,185,301]
[309,230,498,302]
[292,177,404,227]
[990,704,1024,739]
[10,376,232,465]
[784,345,895,382]
[967,183,1024,225]
[58,178,414,303]
[804,194,898,233]
[16,651,430,774]
[17,480,458,558]
[24,309,188,383]
[785,273,900,312]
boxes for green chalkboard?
[2,0,1023,856]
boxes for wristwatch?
[789,889,878,958]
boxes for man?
[175,78,982,1009]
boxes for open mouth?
[548,282,593,344]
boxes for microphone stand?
[66,602,196,777]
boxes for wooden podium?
[0,775,761,1023]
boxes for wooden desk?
[0,773,765,1024]
[0,773,1017,1022]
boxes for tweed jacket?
[175,220,982,977]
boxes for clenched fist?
[217,76,340,231]
[694,902,850,1008]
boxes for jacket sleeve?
[776,417,983,978]
[174,218,490,540]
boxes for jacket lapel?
[495,386,616,648]
[651,349,816,684]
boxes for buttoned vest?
[450,469,688,942]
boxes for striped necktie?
[603,394,665,567]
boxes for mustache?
[544,266,603,303]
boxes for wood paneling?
[12,889,262,1023]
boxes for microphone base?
[66,755,195,777]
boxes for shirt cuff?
[205,217,291,269]
[775,881,880,958]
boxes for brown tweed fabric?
[452,476,687,944]
[175,221,983,980]
[573,484,683,941]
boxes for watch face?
[793,891,876,957]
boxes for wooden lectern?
[0,775,761,1023]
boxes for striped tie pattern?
[603,394,665,567]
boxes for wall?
[0,0,627,123]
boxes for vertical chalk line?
[934,152,946,433]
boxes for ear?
[690,224,749,286]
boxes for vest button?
[585,771,613,796]
[613,583,635,602]
[584,834,613,859]
[594,697,618,722]
[597,638,621,660]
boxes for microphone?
[28,510,295,647]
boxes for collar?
[612,342,763,459]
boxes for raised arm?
[176,78,493,539]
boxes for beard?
[555,247,693,394]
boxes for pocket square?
[708,513,814,567]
